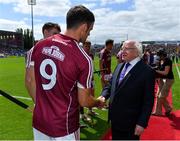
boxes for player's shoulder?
[100,48,105,53]
[89,53,94,59]
[34,37,51,49]
[75,42,92,60]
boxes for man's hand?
[97,96,106,102]
[134,124,144,136]
[78,88,106,108]
[96,96,106,108]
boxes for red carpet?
[141,114,174,140]
[101,85,180,140]
[171,110,180,140]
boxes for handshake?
[95,96,107,109]
[79,92,108,109]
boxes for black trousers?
[112,125,140,140]
[80,107,84,114]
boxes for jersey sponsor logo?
[42,46,65,61]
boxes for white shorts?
[33,128,80,141]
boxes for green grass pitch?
[0,56,179,140]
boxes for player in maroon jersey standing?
[83,40,97,116]
[99,39,114,88]
[80,40,98,123]
[25,22,61,97]
[25,5,104,140]
[42,22,61,39]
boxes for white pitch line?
[175,60,180,80]
[0,95,32,101]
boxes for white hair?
[123,40,143,58]
[134,41,143,58]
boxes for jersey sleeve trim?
[77,82,85,89]
[26,46,35,68]
[74,41,93,88]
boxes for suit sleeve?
[101,78,112,100]
[101,64,119,100]
[137,68,155,128]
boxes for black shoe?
[165,109,172,117]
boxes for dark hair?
[84,40,91,45]
[42,22,61,33]
[157,48,167,57]
[66,5,95,29]
[105,39,114,46]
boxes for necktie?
[119,62,131,84]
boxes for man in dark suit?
[98,40,155,140]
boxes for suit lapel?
[115,60,144,92]
[117,73,131,89]
[109,63,124,104]
[114,63,124,88]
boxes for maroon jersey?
[99,48,111,74]
[26,34,93,137]
[85,52,94,88]
[88,53,94,60]
[83,47,94,60]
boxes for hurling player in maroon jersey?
[99,39,114,88]
[25,5,104,140]
[80,40,98,123]
[25,22,61,103]
[42,22,61,39]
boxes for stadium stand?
[0,30,25,56]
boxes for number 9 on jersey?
[40,59,57,90]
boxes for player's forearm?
[25,80,36,103]
[99,61,103,70]
[99,62,104,76]
[83,96,101,108]
[78,88,103,108]
[25,68,36,103]
[26,87,36,103]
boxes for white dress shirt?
[124,57,141,77]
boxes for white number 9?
[40,59,57,90]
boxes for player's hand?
[27,106,34,113]
[96,96,106,109]
[134,124,144,136]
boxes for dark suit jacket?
[101,59,155,131]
